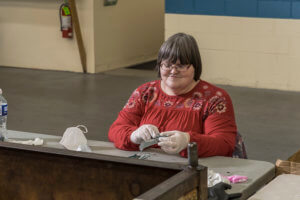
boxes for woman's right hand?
[130,124,160,144]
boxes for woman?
[108,33,237,158]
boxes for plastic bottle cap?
[0,88,2,95]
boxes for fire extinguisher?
[59,2,73,38]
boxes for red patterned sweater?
[108,80,237,157]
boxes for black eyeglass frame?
[160,62,191,72]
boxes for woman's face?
[160,59,196,95]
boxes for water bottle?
[0,88,8,141]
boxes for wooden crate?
[0,142,207,200]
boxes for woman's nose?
[170,66,179,73]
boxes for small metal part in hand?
[139,136,167,151]
[139,138,159,151]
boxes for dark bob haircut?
[156,33,202,81]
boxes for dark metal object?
[139,136,168,151]
[188,142,199,168]
[0,141,207,200]
[139,138,160,151]
[128,153,152,160]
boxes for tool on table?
[128,152,153,160]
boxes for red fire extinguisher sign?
[60,3,73,38]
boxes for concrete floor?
[1,64,300,163]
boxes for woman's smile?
[168,75,180,78]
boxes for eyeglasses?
[160,62,191,72]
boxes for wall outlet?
[104,0,118,6]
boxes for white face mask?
[59,125,91,152]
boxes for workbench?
[0,130,275,200]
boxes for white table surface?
[6,130,275,200]
[249,174,300,200]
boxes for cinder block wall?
[165,0,300,91]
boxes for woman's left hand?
[158,131,190,154]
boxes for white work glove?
[158,131,190,154]
[130,124,160,144]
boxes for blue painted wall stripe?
[165,0,300,19]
